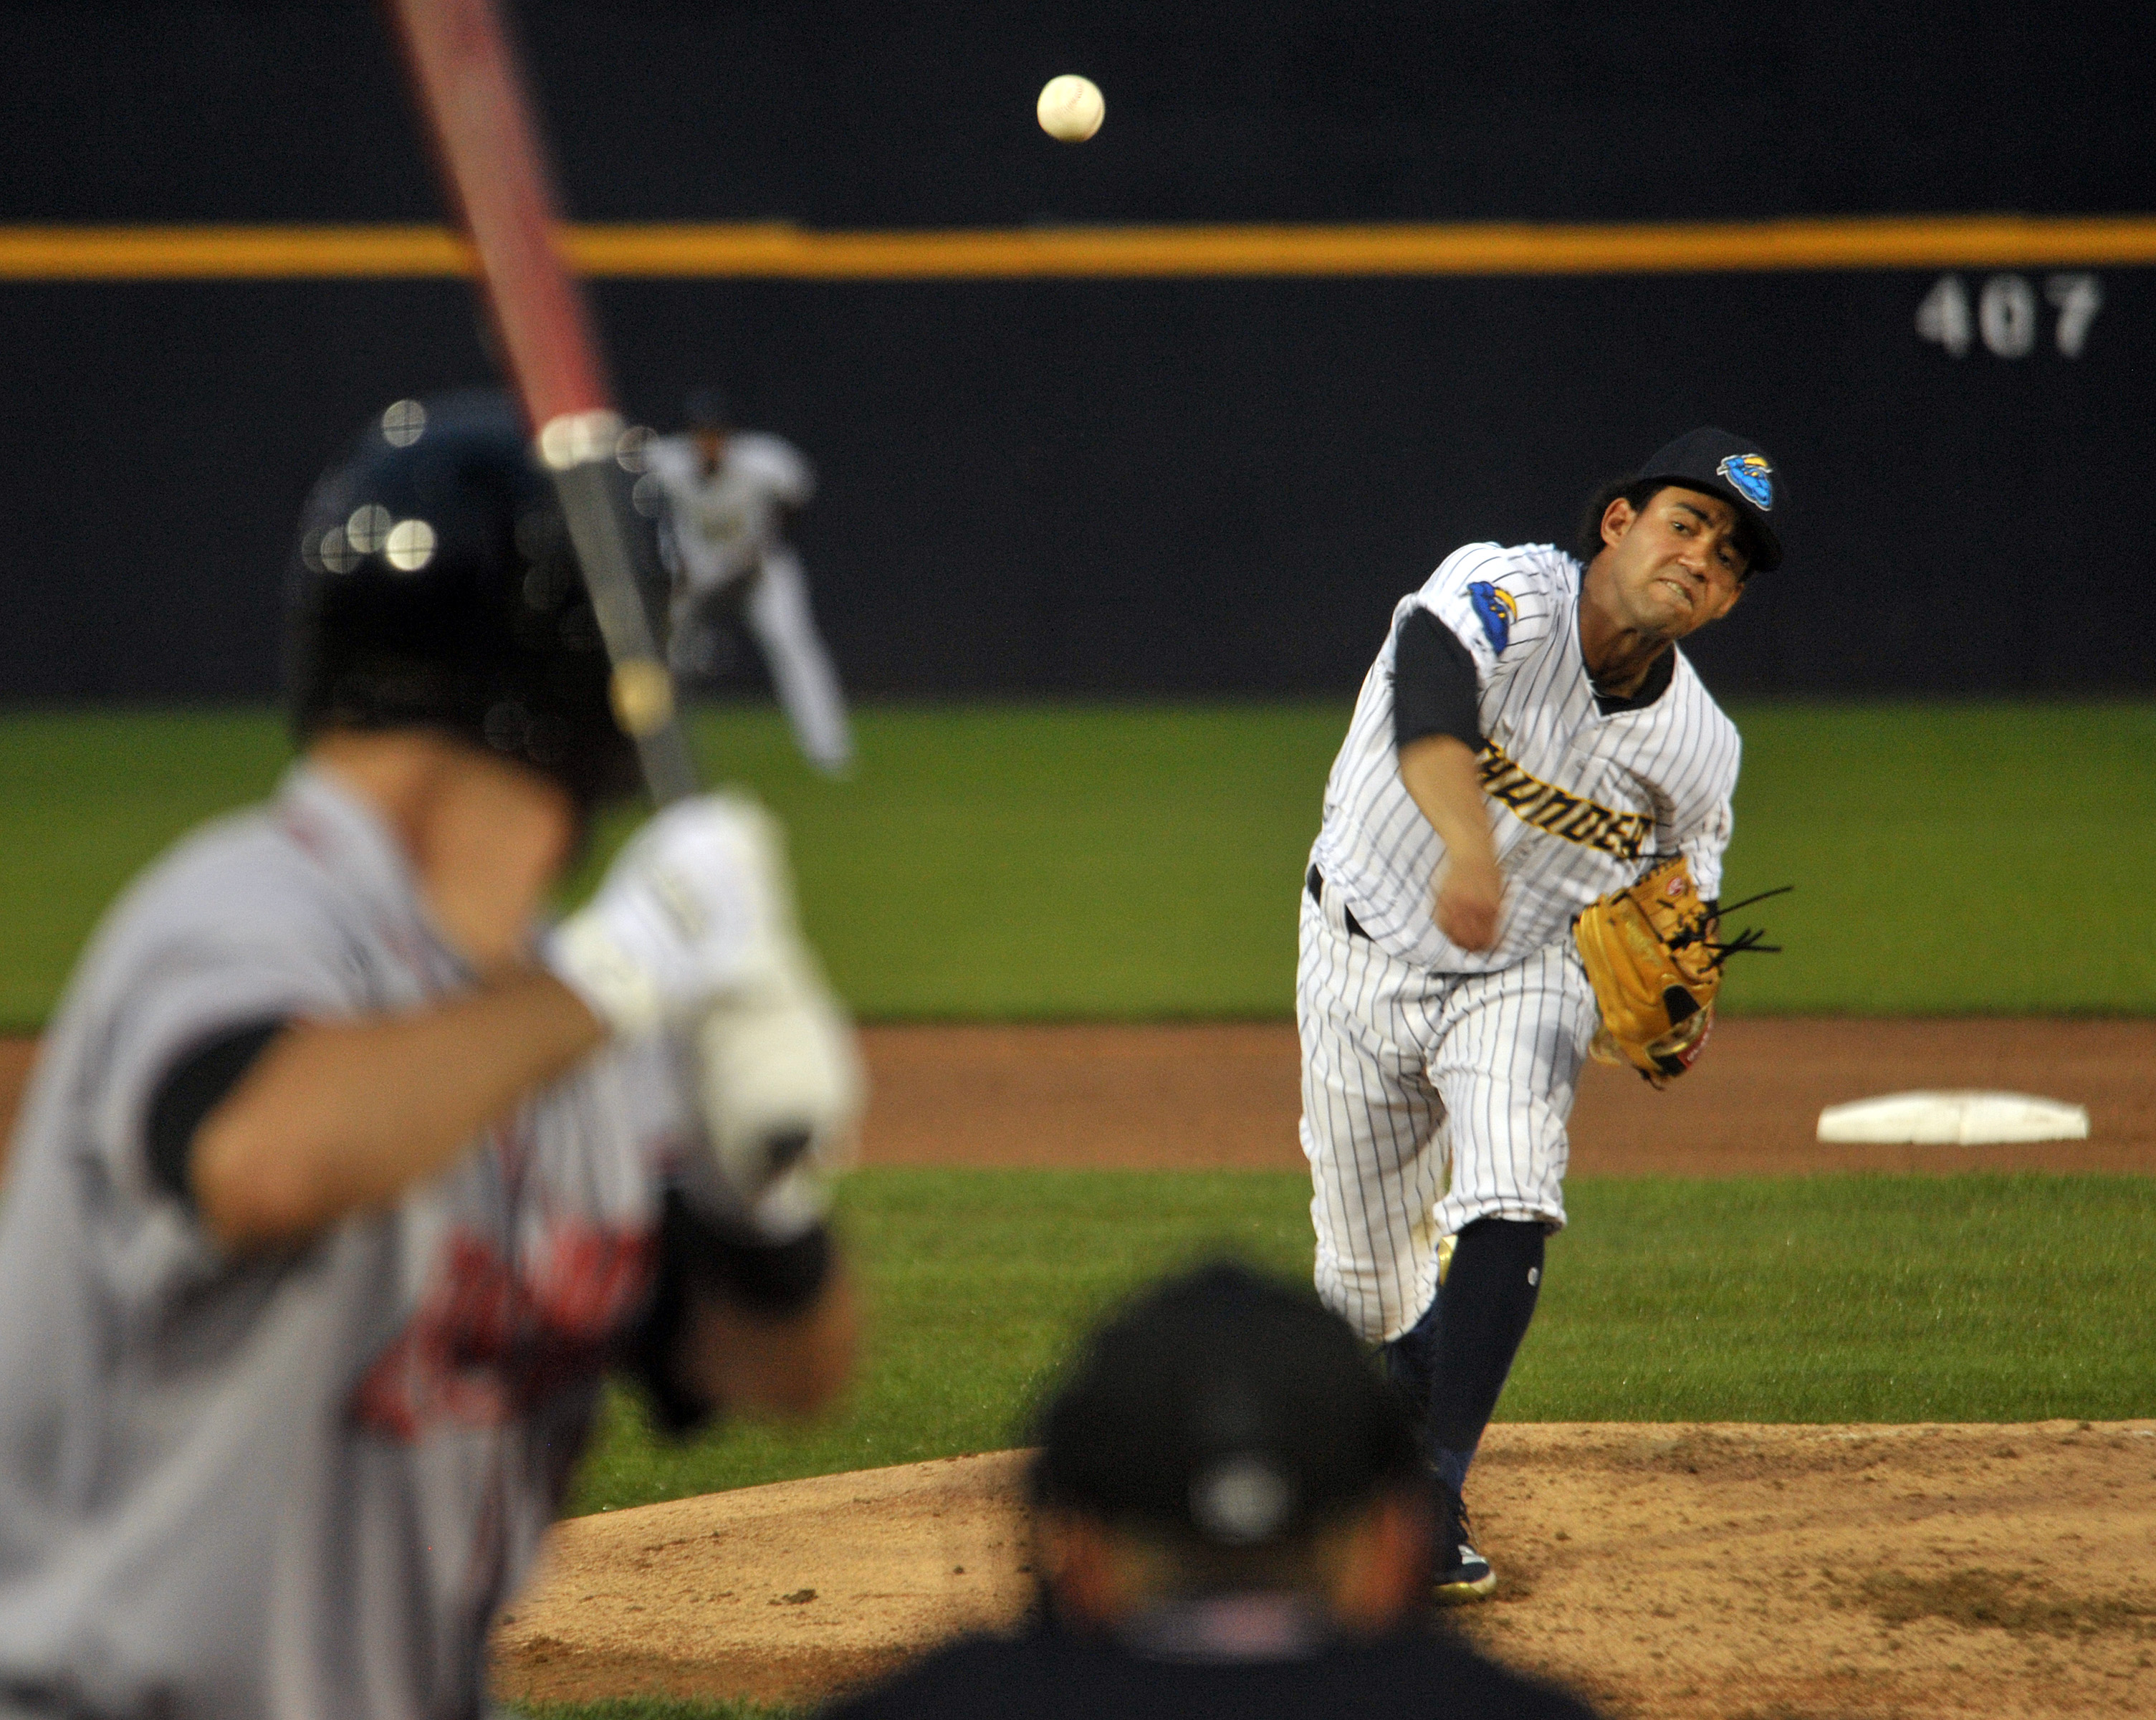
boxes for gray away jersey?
[1310,542,1741,974]
[0,765,692,1720]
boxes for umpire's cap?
[287,391,661,816]
[1633,426,1786,572]
[1030,1261,1422,1548]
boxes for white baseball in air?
[1037,74,1104,143]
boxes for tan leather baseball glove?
[1573,856,1786,1089]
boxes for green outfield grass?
[7,708,2146,1720]
[0,701,2150,1026]
[569,1167,2156,1518]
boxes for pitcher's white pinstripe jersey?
[1309,541,1740,973]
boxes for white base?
[1816,1090,2090,1146]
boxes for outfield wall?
[3,2,2150,700]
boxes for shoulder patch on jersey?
[1467,582,1518,654]
[1717,452,1775,511]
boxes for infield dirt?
[495,1421,2156,1719]
[845,1016,2156,1175]
[3,1023,2150,1716]
[4,1017,2151,1187]
[492,1018,2151,1716]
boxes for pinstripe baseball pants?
[1297,874,1599,1345]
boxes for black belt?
[1305,866,1369,939]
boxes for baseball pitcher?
[1299,429,1787,1600]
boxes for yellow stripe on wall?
[0,226,473,279]
[3,216,2155,281]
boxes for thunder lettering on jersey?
[1309,541,1740,974]
[1475,742,1652,860]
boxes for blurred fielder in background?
[646,388,855,775]
[0,393,862,1720]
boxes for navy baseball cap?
[683,388,732,430]
[1028,1261,1422,1548]
[1634,426,1786,573]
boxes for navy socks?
[1380,1216,1546,1489]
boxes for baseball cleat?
[1434,1485,1498,1603]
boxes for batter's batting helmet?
[287,391,661,814]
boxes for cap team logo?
[1467,581,1518,654]
[1717,452,1775,511]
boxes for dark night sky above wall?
[2,2,2152,698]
[7,2,2152,224]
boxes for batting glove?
[546,793,865,1226]
[546,793,797,1038]
[691,936,865,1236]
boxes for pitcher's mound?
[493,1421,2156,1717]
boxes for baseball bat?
[381,0,699,806]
